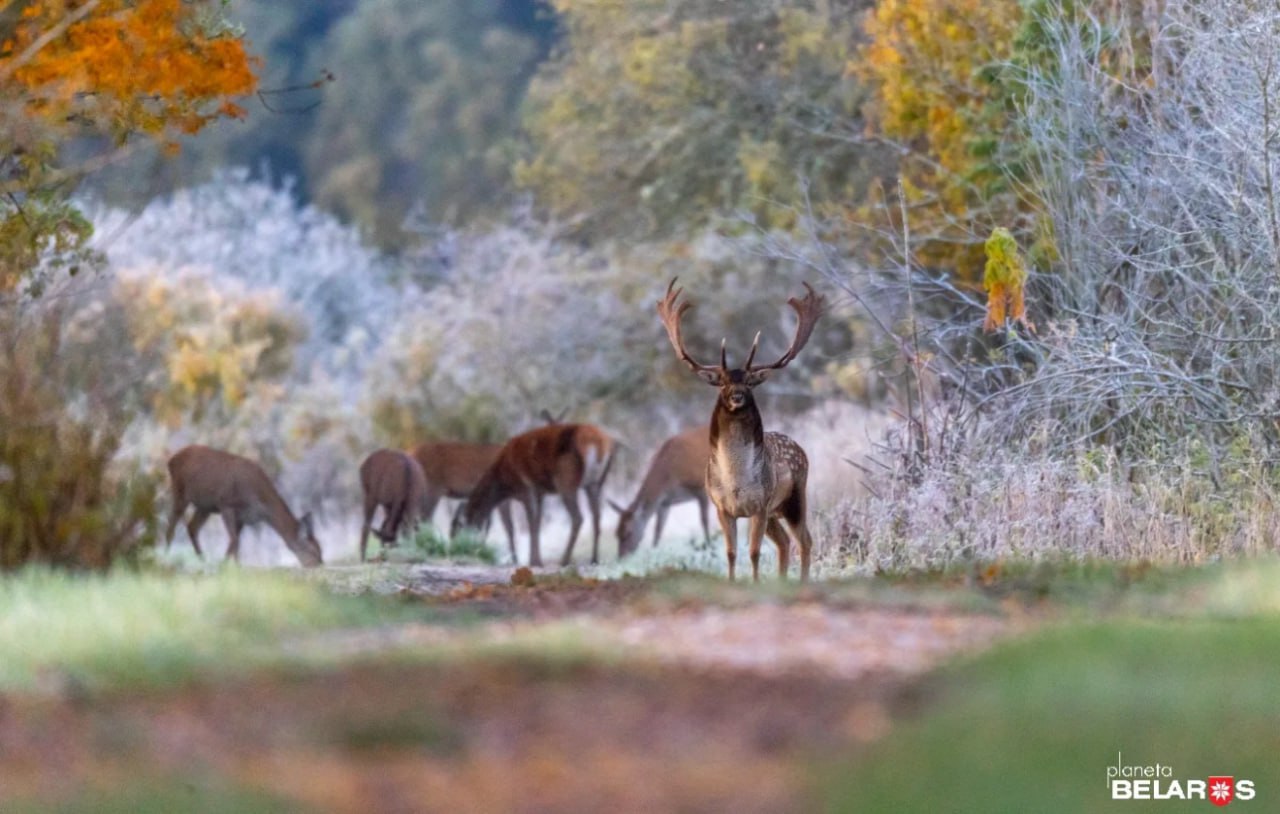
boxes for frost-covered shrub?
[367,222,658,442]
[91,168,397,371]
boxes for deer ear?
[743,369,772,387]
[695,369,722,386]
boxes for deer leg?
[747,516,767,583]
[784,518,813,583]
[766,518,791,580]
[185,508,210,560]
[651,503,669,548]
[558,485,584,567]
[164,492,187,551]
[781,484,812,582]
[360,497,378,563]
[716,507,737,581]
[220,508,241,563]
[497,501,517,564]
[376,502,397,542]
[523,490,543,568]
[584,481,603,565]
[448,501,464,535]
[697,495,711,543]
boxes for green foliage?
[0,193,99,296]
[519,0,884,241]
[0,311,158,571]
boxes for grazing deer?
[453,423,615,567]
[358,448,429,562]
[657,278,824,581]
[164,445,324,568]
[411,441,517,560]
[609,427,711,557]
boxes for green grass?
[10,781,311,814]
[372,525,498,564]
[0,568,416,692]
[825,614,1280,813]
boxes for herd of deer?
[164,279,825,581]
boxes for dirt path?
[0,566,1021,813]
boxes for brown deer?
[164,445,324,567]
[411,441,517,560]
[358,448,429,562]
[609,427,711,557]
[657,278,824,581]
[453,423,615,567]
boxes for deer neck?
[463,466,509,526]
[708,401,769,487]
[259,486,302,542]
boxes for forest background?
[5,0,1280,570]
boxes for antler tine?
[743,331,761,369]
[720,338,728,370]
[747,282,826,372]
[657,278,719,374]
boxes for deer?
[453,423,615,567]
[411,441,518,561]
[608,427,711,557]
[164,445,324,568]
[358,448,430,562]
[656,278,824,581]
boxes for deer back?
[411,441,504,497]
[360,449,428,507]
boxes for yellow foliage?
[857,0,1024,281]
[982,227,1034,333]
[115,272,303,425]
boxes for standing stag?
[358,448,429,562]
[165,445,324,567]
[453,423,615,567]
[656,278,824,581]
[609,427,711,557]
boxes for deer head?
[657,278,824,414]
[292,512,324,567]
[608,498,644,557]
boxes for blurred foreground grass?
[0,568,414,692]
[826,559,1280,813]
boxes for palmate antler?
[657,278,825,375]
[747,282,824,373]
[657,278,722,376]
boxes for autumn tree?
[0,0,258,569]
[855,0,1033,283]
[518,0,886,242]
[0,0,258,293]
